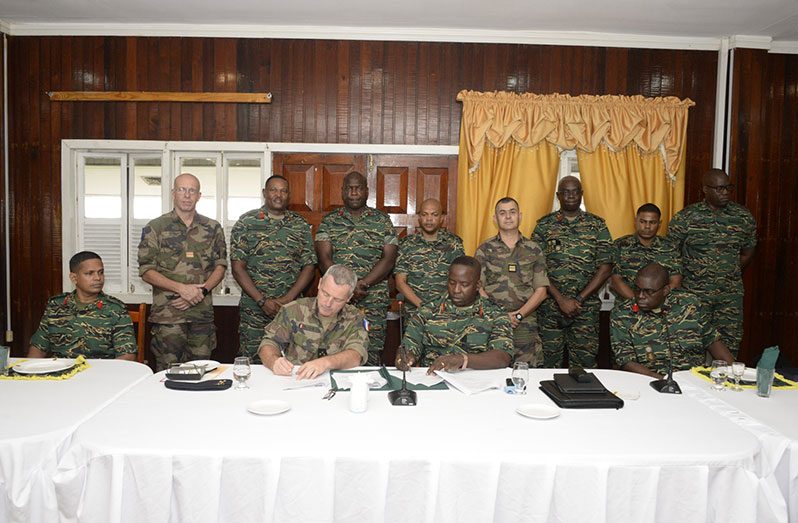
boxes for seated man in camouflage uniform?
[475,197,549,367]
[397,256,513,374]
[28,251,136,360]
[258,265,368,380]
[395,198,464,314]
[610,263,733,378]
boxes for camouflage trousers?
[512,315,544,368]
[701,292,744,356]
[238,304,274,364]
[538,300,600,369]
[358,299,388,366]
[150,322,217,372]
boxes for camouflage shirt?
[532,210,613,299]
[230,207,317,308]
[315,206,398,306]
[402,294,514,366]
[613,234,681,286]
[138,210,227,324]
[395,229,464,309]
[475,235,549,312]
[259,297,368,365]
[667,201,756,295]
[30,291,136,358]
[610,289,718,375]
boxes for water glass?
[730,361,745,392]
[709,360,728,391]
[512,362,529,395]
[233,356,251,390]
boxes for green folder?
[330,367,449,391]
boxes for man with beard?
[395,198,464,314]
[533,176,613,368]
[315,171,398,365]
[28,251,136,359]
[667,169,756,355]
[231,175,317,362]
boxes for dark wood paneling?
[729,49,798,366]
[5,36,718,362]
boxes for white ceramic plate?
[183,360,220,372]
[742,367,757,382]
[13,359,76,375]
[516,403,561,420]
[247,399,291,416]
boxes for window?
[552,149,585,212]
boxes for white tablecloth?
[675,369,798,522]
[53,367,787,523]
[0,359,152,522]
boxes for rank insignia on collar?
[258,211,265,220]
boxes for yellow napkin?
[690,366,798,390]
[0,355,91,381]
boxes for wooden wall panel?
[5,36,719,364]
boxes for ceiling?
[1,0,797,45]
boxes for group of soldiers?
[28,166,756,380]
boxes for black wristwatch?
[574,295,584,305]
[201,287,210,297]
[256,297,267,307]
[514,312,524,321]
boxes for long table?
[51,367,786,523]
[0,359,153,523]
[675,369,798,522]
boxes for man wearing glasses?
[610,263,732,378]
[138,173,228,371]
[667,169,757,356]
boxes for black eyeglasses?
[634,284,667,297]
[704,184,734,193]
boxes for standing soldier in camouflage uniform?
[231,175,317,363]
[611,263,732,377]
[667,169,756,355]
[395,198,464,314]
[475,197,549,367]
[28,251,136,359]
[259,265,368,379]
[532,176,613,368]
[315,171,398,365]
[138,173,227,371]
[610,203,681,302]
[397,256,513,373]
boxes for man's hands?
[271,356,294,376]
[261,297,287,317]
[171,284,207,310]
[351,280,370,302]
[395,348,416,371]
[271,355,330,380]
[427,354,466,375]
[556,296,582,318]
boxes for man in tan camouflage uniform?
[395,198,464,313]
[397,256,513,373]
[28,251,136,360]
[475,197,549,367]
[231,175,317,363]
[610,203,681,302]
[315,171,398,365]
[533,176,613,368]
[611,263,732,377]
[258,265,368,379]
[667,168,757,355]
[138,173,227,371]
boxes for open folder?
[330,367,449,391]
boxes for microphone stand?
[650,306,682,394]
[389,294,417,406]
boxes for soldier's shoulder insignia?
[363,318,370,331]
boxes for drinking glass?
[731,361,745,392]
[709,359,728,391]
[512,362,529,395]
[233,356,251,390]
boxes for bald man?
[138,173,227,371]
[395,198,465,313]
[667,168,756,355]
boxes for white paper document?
[387,369,444,387]
[277,369,331,390]
[435,368,507,395]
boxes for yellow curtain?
[457,140,560,255]
[579,145,686,239]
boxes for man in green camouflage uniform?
[395,198,464,314]
[475,197,549,367]
[231,175,317,363]
[667,169,756,355]
[532,176,613,368]
[315,171,398,365]
[138,173,227,371]
[259,265,368,379]
[28,251,136,359]
[611,263,732,377]
[397,256,513,373]
[611,203,681,302]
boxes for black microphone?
[650,306,682,394]
[389,293,417,406]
